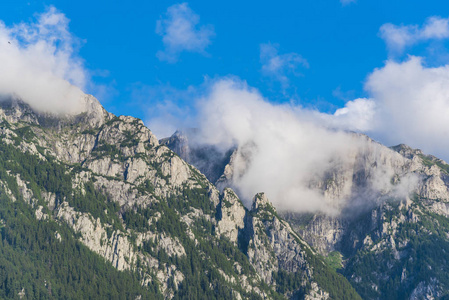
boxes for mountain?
[0,95,360,299]
[165,129,449,299]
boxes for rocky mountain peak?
[0,97,39,124]
[78,94,111,127]
[250,193,282,224]
[391,143,424,159]
[159,130,191,161]
[0,94,112,130]
[251,192,273,213]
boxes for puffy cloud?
[0,6,88,115]
[156,3,215,63]
[304,56,449,161]
[147,70,440,214]
[313,56,449,161]
[181,79,415,215]
[380,16,449,55]
[260,43,308,88]
[364,56,449,159]
[322,98,376,132]
[194,79,359,213]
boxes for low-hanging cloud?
[156,3,215,63]
[178,79,417,215]
[0,6,88,115]
[145,17,449,215]
[145,58,449,215]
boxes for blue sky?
[3,0,449,159]
[1,0,446,113]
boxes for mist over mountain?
[165,110,449,299]
[160,80,421,216]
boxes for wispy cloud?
[260,43,308,88]
[380,16,449,56]
[133,83,199,138]
[156,3,215,63]
[340,0,357,6]
[0,6,89,114]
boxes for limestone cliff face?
[284,143,449,252]
[281,144,449,298]
[0,97,219,298]
[214,191,340,299]
[216,188,246,243]
[0,96,359,299]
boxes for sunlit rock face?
[0,93,361,299]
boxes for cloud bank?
[156,3,215,63]
[171,79,417,215]
[156,55,449,215]
[0,6,88,115]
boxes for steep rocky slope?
[0,96,359,299]
[165,129,449,299]
[281,144,449,299]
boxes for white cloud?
[194,79,358,213]
[146,74,435,215]
[182,78,415,215]
[380,16,449,55]
[0,6,88,114]
[156,3,215,63]
[142,16,449,216]
[143,57,449,215]
[364,56,449,159]
[260,43,308,88]
[421,16,449,39]
[322,98,376,132]
[312,56,449,161]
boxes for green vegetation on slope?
[0,188,161,299]
[0,118,362,299]
[343,198,449,299]
[141,198,277,300]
